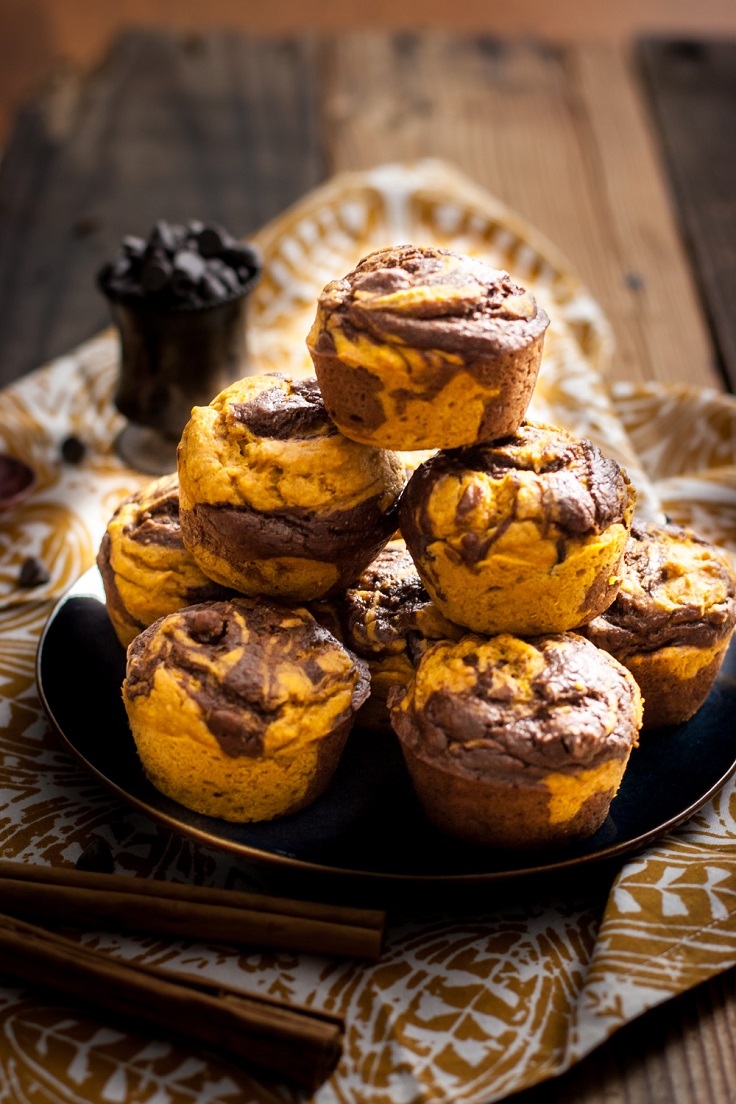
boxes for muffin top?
[308,244,549,359]
[585,522,736,655]
[104,473,185,551]
[338,544,463,660]
[398,421,635,564]
[177,373,406,515]
[390,632,642,780]
[97,474,232,641]
[124,598,370,758]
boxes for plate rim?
[35,566,736,887]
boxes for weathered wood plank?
[0,30,723,393]
[570,43,722,390]
[509,965,736,1104]
[0,29,326,386]
[321,32,720,389]
[638,37,736,392]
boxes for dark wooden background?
[0,30,735,393]
[639,38,736,388]
[0,32,326,386]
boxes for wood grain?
[0,29,325,385]
[638,38,736,391]
[0,29,722,391]
[512,965,736,1104]
[3,3,736,159]
[320,32,720,389]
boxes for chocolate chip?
[171,249,206,296]
[200,272,228,300]
[188,607,227,644]
[211,261,241,294]
[122,235,146,257]
[149,219,180,253]
[224,243,260,272]
[173,249,206,281]
[111,258,131,280]
[19,556,50,587]
[141,255,172,293]
[196,224,233,258]
[60,435,86,464]
[97,220,261,310]
[208,708,263,756]
[75,837,115,873]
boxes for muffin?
[398,421,635,636]
[97,473,233,649]
[306,244,550,451]
[177,373,406,601]
[389,632,643,849]
[334,543,464,731]
[583,522,736,728]
[123,597,370,822]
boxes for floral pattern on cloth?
[1,163,735,1104]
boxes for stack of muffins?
[100,243,736,848]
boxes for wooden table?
[0,27,734,1103]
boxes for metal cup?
[101,235,261,475]
[110,293,250,473]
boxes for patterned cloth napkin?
[1,163,735,1103]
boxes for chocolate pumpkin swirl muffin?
[389,632,642,848]
[177,373,406,601]
[335,543,464,731]
[306,244,550,451]
[123,597,370,822]
[583,523,736,728]
[97,473,232,649]
[399,421,636,636]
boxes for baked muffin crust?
[335,543,464,730]
[307,245,549,450]
[584,522,736,727]
[177,373,406,600]
[393,634,639,777]
[97,473,231,648]
[340,544,462,660]
[398,421,635,635]
[390,632,642,847]
[124,597,370,821]
[585,523,736,655]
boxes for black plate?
[37,567,736,885]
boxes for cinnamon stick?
[0,910,343,1088]
[0,858,385,959]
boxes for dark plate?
[36,567,736,886]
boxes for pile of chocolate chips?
[97,220,261,311]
